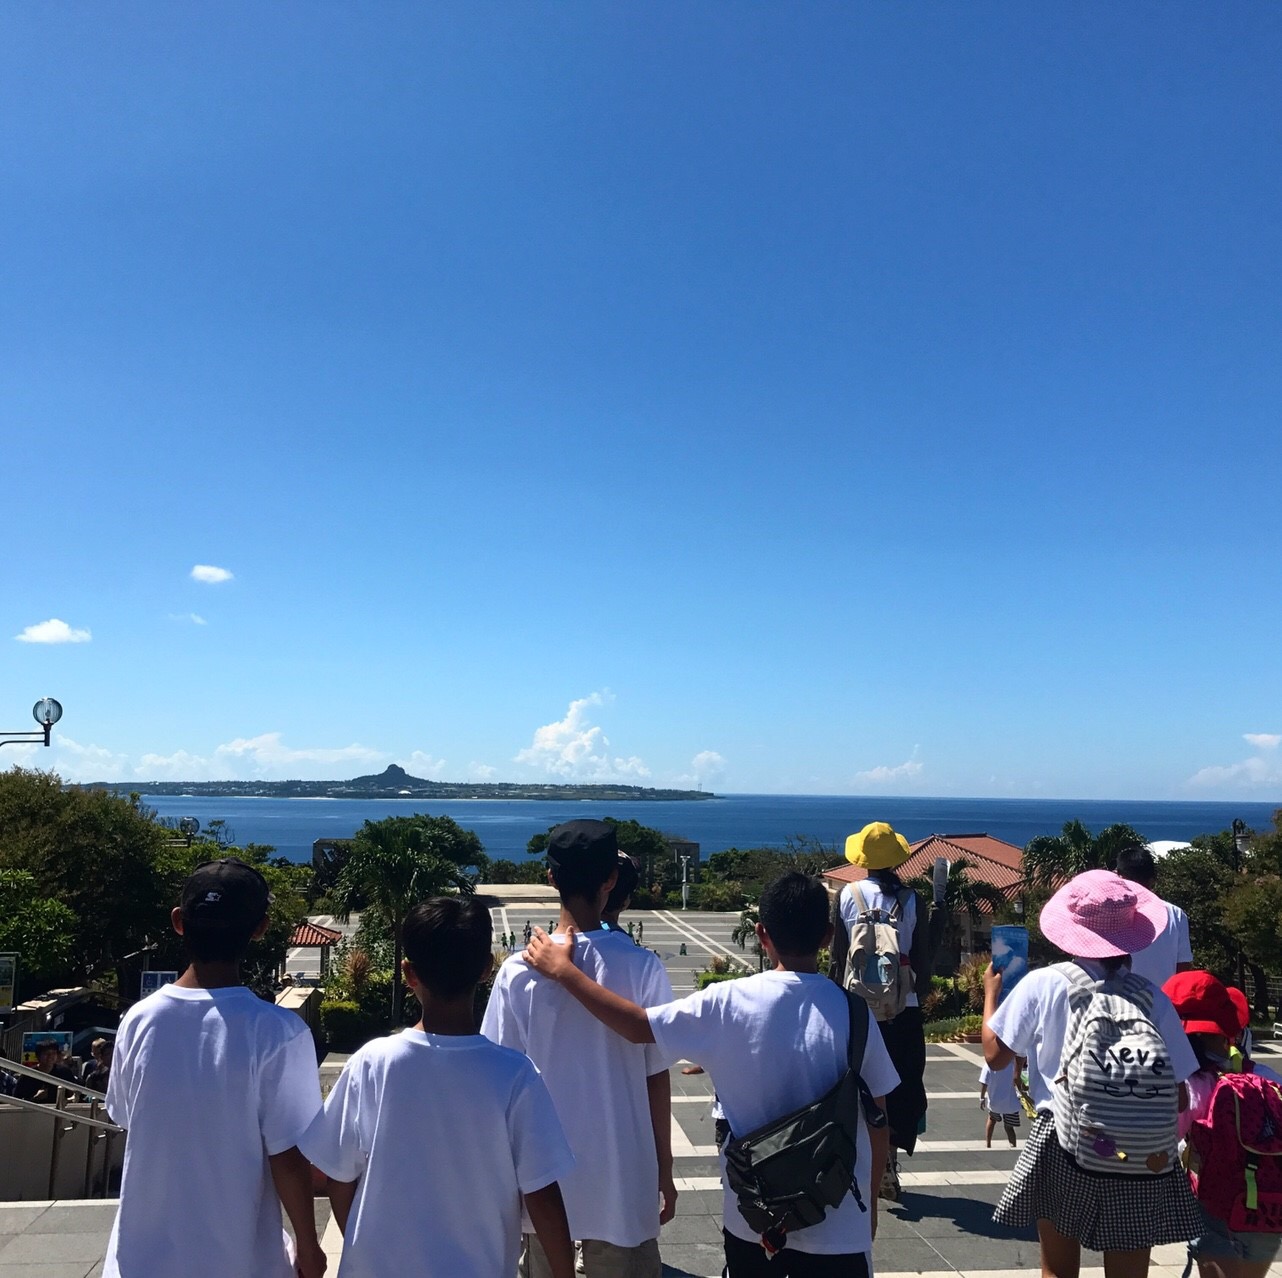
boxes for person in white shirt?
[983,869,1202,1278]
[526,870,899,1278]
[303,896,576,1278]
[483,820,676,1278]
[1115,845,1194,988]
[979,1059,1026,1148]
[104,858,324,1278]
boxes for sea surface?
[141,793,1280,864]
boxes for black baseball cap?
[545,820,619,873]
[180,858,273,930]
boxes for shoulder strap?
[889,889,909,922]
[850,882,870,915]
[844,989,870,1071]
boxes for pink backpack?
[1188,1070,1282,1232]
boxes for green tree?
[1022,820,1147,889]
[910,858,1008,968]
[1156,838,1237,982]
[485,858,549,885]
[527,818,678,905]
[0,870,78,995]
[333,814,485,1022]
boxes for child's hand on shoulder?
[525,926,579,981]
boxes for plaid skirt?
[995,1114,1201,1252]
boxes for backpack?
[722,990,887,1256]
[843,883,913,1022]
[1051,962,1180,1176]
[1188,1069,1282,1232]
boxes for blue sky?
[2,4,1279,799]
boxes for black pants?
[877,1004,927,1155]
[723,1231,871,1277]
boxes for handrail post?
[47,1085,69,1199]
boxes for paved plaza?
[5,909,1282,1277]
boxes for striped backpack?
[1188,1070,1282,1232]
[1052,963,1180,1176]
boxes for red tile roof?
[289,921,344,948]
[822,832,1025,911]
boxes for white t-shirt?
[1128,901,1194,988]
[301,1030,574,1278]
[987,961,1200,1113]
[979,1061,1020,1115]
[104,984,322,1278]
[648,971,900,1257]
[838,880,919,1008]
[481,927,675,1247]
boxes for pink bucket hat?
[1039,869,1168,959]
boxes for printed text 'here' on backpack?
[1188,1070,1282,1233]
[843,883,913,1023]
[1052,963,1180,1176]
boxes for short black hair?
[1115,844,1156,887]
[181,917,261,964]
[604,855,640,915]
[402,896,492,1000]
[759,871,830,956]
[550,857,617,904]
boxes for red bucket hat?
[1162,970,1240,1039]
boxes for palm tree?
[332,814,483,1023]
[910,859,1010,964]
[1021,820,1146,889]
[732,903,765,970]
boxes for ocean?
[140,793,1280,864]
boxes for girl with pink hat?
[982,869,1202,1278]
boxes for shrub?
[924,1013,983,1042]
[319,1000,367,1051]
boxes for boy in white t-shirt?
[978,1059,1025,1148]
[525,870,899,1278]
[483,820,676,1278]
[105,859,325,1278]
[302,896,576,1278]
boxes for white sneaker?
[879,1159,901,1202]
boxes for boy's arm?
[646,1070,678,1224]
[868,1097,889,1240]
[524,928,654,1043]
[327,1177,358,1237]
[524,1181,575,1278]
[268,1147,326,1278]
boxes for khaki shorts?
[521,1234,661,1278]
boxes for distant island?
[90,763,715,802]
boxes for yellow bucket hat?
[845,821,911,871]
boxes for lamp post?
[0,699,63,749]
[178,816,201,847]
[1232,818,1251,993]
[680,855,691,911]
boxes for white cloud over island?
[514,691,650,781]
[15,618,92,644]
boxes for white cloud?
[514,691,650,781]
[137,749,216,781]
[400,751,446,779]
[691,750,726,777]
[1188,732,1282,791]
[214,732,384,777]
[15,618,91,644]
[468,762,498,780]
[1244,733,1282,751]
[191,564,233,584]
[855,748,924,788]
[167,612,207,626]
[22,736,129,782]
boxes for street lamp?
[1231,819,1251,993]
[0,698,63,749]
[179,817,201,846]
[680,856,691,911]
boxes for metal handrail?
[0,1059,123,1199]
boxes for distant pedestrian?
[637,921,643,943]
[978,1059,1024,1148]
[1116,845,1193,987]
[627,921,635,939]
[983,869,1201,1276]
[524,923,533,946]
[829,822,934,1202]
